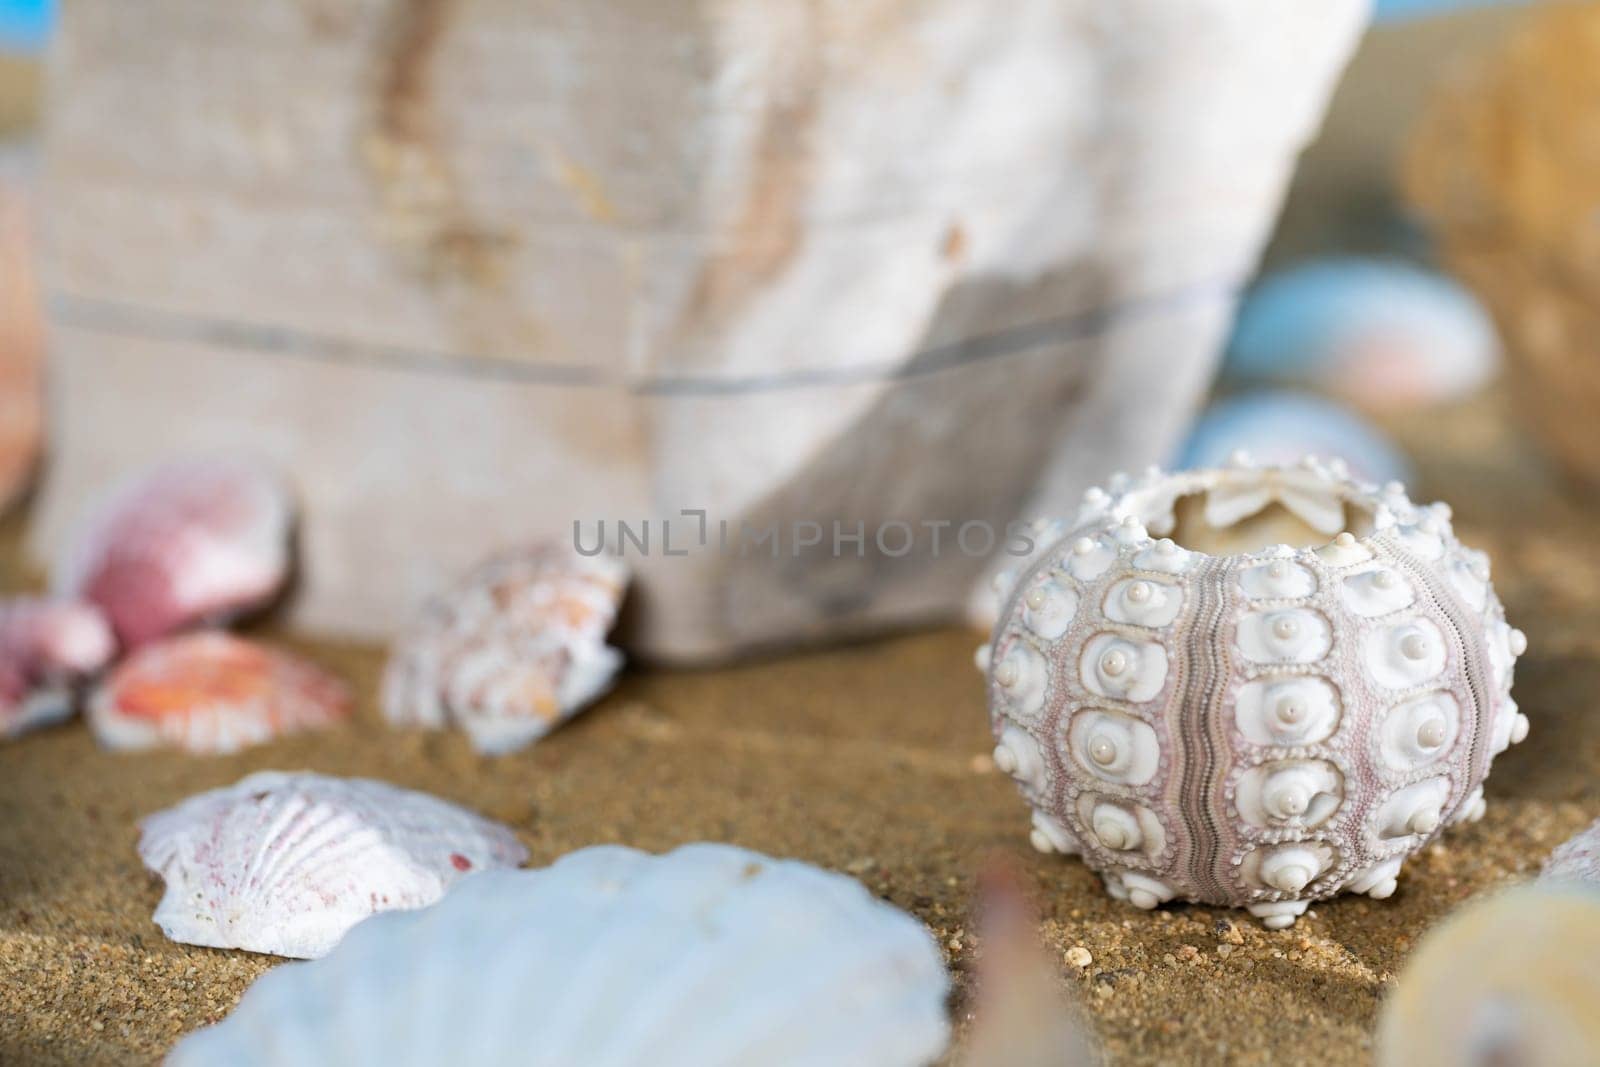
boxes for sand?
[0,392,1596,1066]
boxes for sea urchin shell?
[55,457,292,648]
[982,457,1525,927]
[138,771,529,958]
[90,632,351,754]
[383,544,627,755]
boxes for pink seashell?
[0,597,115,738]
[89,632,351,754]
[383,545,627,755]
[56,457,292,648]
[138,770,529,958]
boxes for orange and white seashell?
[139,771,529,958]
[0,597,115,739]
[89,632,351,754]
[55,457,292,648]
[383,545,627,755]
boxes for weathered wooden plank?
[31,0,1367,660]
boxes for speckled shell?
[166,843,951,1067]
[55,457,292,648]
[982,458,1525,927]
[90,632,352,754]
[0,597,115,739]
[138,771,528,959]
[1543,818,1600,886]
[383,545,627,755]
[1377,885,1600,1066]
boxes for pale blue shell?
[1223,258,1498,408]
[1176,391,1412,486]
[167,844,951,1067]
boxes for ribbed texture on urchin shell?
[138,771,529,958]
[166,843,951,1067]
[383,545,627,755]
[983,458,1526,926]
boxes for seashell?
[90,632,351,754]
[0,597,115,738]
[138,770,528,959]
[1176,391,1412,487]
[383,544,628,755]
[1222,258,1499,413]
[1377,884,1600,1067]
[1542,817,1600,887]
[55,457,293,648]
[166,843,951,1066]
[982,459,1524,927]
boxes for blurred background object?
[26,0,1366,661]
[1174,390,1412,486]
[1377,884,1600,1067]
[1406,2,1600,491]
[1221,258,1498,414]
[960,856,1098,1066]
[0,0,45,515]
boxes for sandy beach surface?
[1,393,1596,1066]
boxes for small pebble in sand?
[1066,946,1092,969]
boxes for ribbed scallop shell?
[1378,885,1600,1066]
[383,545,627,754]
[0,597,115,738]
[90,632,352,754]
[56,457,292,648]
[983,458,1526,927]
[138,771,528,959]
[166,843,951,1067]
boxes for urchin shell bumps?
[983,458,1526,927]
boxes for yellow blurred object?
[1377,884,1600,1067]
[0,53,40,136]
[1406,4,1600,487]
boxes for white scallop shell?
[138,771,528,959]
[166,843,952,1067]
